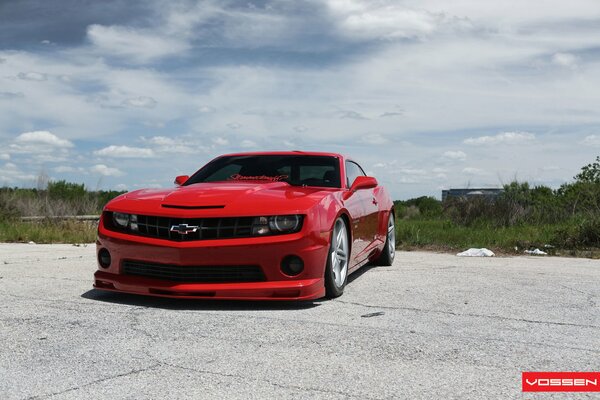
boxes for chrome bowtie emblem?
[170,224,199,235]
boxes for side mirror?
[350,176,378,191]
[174,175,189,186]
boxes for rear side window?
[345,161,366,188]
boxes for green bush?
[395,156,600,252]
[552,218,600,249]
[48,180,86,201]
[394,196,442,219]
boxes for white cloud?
[115,183,128,191]
[143,136,175,146]
[373,160,398,169]
[90,164,124,177]
[0,162,36,184]
[0,153,10,160]
[326,0,447,40]
[212,137,229,146]
[0,91,24,99]
[340,110,368,120]
[87,24,189,63]
[14,131,73,148]
[226,123,241,130]
[359,133,388,145]
[552,52,578,68]
[140,136,208,154]
[442,150,466,161]
[240,140,257,148]
[581,135,600,147]
[9,131,74,162]
[17,72,47,81]
[294,126,308,133]
[380,111,403,118]
[462,167,486,175]
[94,145,154,158]
[399,168,427,176]
[122,96,157,108]
[198,105,215,113]
[54,165,76,173]
[464,131,535,146]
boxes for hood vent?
[161,204,225,210]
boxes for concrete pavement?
[0,244,598,399]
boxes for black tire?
[325,217,350,298]
[375,212,395,266]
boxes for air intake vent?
[161,204,225,210]
[122,260,265,283]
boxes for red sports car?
[94,151,395,300]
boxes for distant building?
[442,188,504,202]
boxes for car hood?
[107,182,337,216]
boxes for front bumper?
[94,224,330,301]
[94,271,324,300]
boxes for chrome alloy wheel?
[387,214,396,261]
[330,218,349,288]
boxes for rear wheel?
[325,217,349,298]
[375,212,395,266]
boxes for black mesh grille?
[105,212,302,241]
[136,215,256,241]
[107,213,256,241]
[122,260,266,283]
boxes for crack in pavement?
[23,364,161,400]
[333,299,600,329]
[0,275,89,282]
[120,311,383,399]
[0,291,144,315]
[558,284,598,308]
[161,361,385,400]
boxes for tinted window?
[345,161,366,188]
[185,155,341,188]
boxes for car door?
[345,160,378,266]
[348,161,380,252]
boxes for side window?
[345,161,366,188]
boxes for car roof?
[218,150,346,159]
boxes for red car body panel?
[94,151,394,300]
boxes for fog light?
[281,255,304,276]
[98,248,111,268]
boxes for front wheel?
[325,217,349,298]
[375,212,395,266]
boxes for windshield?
[184,155,341,188]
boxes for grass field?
[1,215,599,259]
[394,217,600,257]
[0,219,98,244]
[1,157,599,258]
[397,218,558,250]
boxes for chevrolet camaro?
[94,151,395,300]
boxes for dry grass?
[0,219,97,244]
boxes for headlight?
[111,212,138,231]
[269,215,301,233]
[112,212,129,228]
[252,215,303,235]
[129,214,138,232]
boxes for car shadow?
[347,262,379,284]
[82,263,382,311]
[81,289,322,311]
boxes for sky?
[1,0,599,199]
